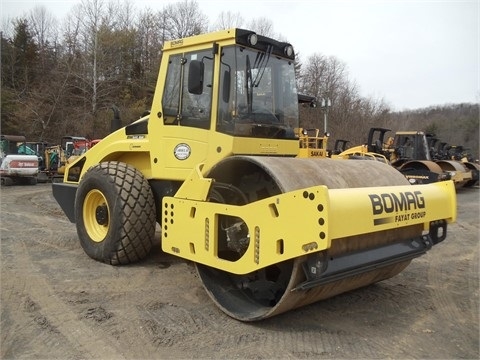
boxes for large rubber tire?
[75,161,156,265]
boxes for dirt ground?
[1,183,478,359]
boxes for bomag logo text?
[368,190,425,215]
[170,39,183,47]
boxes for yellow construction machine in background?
[427,135,479,188]
[371,128,472,188]
[327,127,473,188]
[38,136,102,182]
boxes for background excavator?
[0,135,39,186]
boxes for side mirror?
[188,60,204,95]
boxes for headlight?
[283,45,294,57]
[247,33,258,46]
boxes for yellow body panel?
[331,144,389,163]
[63,129,153,182]
[162,165,456,275]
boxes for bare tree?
[246,17,275,37]
[28,6,57,51]
[298,53,327,99]
[211,11,244,31]
[107,0,135,30]
[135,9,164,91]
[162,0,209,39]
[79,0,104,116]
[297,51,393,145]
[1,16,15,38]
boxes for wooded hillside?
[1,0,478,159]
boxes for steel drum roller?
[197,157,421,321]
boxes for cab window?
[162,50,214,129]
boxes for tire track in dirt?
[1,185,129,358]
[275,281,434,358]
[426,226,479,355]
[5,236,127,359]
[18,186,219,357]
[4,185,217,357]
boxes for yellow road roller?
[53,29,457,321]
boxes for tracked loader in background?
[52,29,457,321]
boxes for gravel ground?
[1,183,478,359]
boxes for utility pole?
[321,97,331,134]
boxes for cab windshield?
[161,44,299,139]
[217,46,299,138]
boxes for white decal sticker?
[174,143,191,160]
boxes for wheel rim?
[83,189,109,242]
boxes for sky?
[1,0,478,111]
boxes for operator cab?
[393,132,431,161]
[161,29,299,140]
